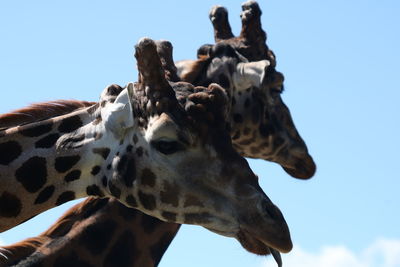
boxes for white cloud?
[262,238,400,267]
[0,238,5,246]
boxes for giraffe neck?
[1,198,180,267]
[0,104,129,232]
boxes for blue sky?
[1,1,399,266]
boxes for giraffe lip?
[205,227,293,254]
[206,227,290,256]
[236,228,292,255]
[236,232,284,267]
[282,155,316,179]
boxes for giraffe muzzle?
[235,197,293,255]
[282,153,316,179]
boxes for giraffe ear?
[234,60,270,89]
[196,44,213,58]
[102,83,135,136]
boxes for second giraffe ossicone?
[0,38,292,256]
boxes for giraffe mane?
[180,55,211,84]
[0,100,96,130]
[0,237,47,265]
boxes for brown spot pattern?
[79,219,116,255]
[125,194,138,207]
[160,181,180,207]
[54,155,80,173]
[184,194,204,208]
[138,190,156,210]
[35,133,60,148]
[64,170,81,182]
[34,185,55,204]
[0,140,22,165]
[108,180,121,198]
[55,191,76,206]
[0,191,22,217]
[91,165,101,175]
[86,184,104,197]
[161,211,177,221]
[19,121,53,137]
[15,156,47,193]
[58,115,83,133]
[184,212,211,224]
[140,168,156,187]
[103,230,138,267]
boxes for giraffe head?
[179,1,315,179]
[57,38,292,254]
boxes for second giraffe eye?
[152,140,183,155]
[270,87,282,96]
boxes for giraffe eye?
[272,85,284,95]
[271,87,282,96]
[152,140,183,155]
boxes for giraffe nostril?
[263,201,282,221]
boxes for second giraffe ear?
[102,83,135,137]
[233,60,270,89]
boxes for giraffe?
[0,37,292,260]
[1,2,312,266]
[0,36,294,266]
[177,0,316,180]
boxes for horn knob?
[209,5,234,41]
[134,37,170,91]
[155,40,180,82]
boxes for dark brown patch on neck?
[55,191,76,206]
[0,140,22,165]
[54,155,81,173]
[58,115,83,133]
[53,251,95,267]
[64,170,82,183]
[140,214,165,234]
[79,219,117,255]
[19,121,53,137]
[86,184,104,197]
[138,191,156,211]
[15,156,48,193]
[0,191,22,217]
[150,231,179,266]
[103,230,138,267]
[34,185,56,204]
[35,133,60,148]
